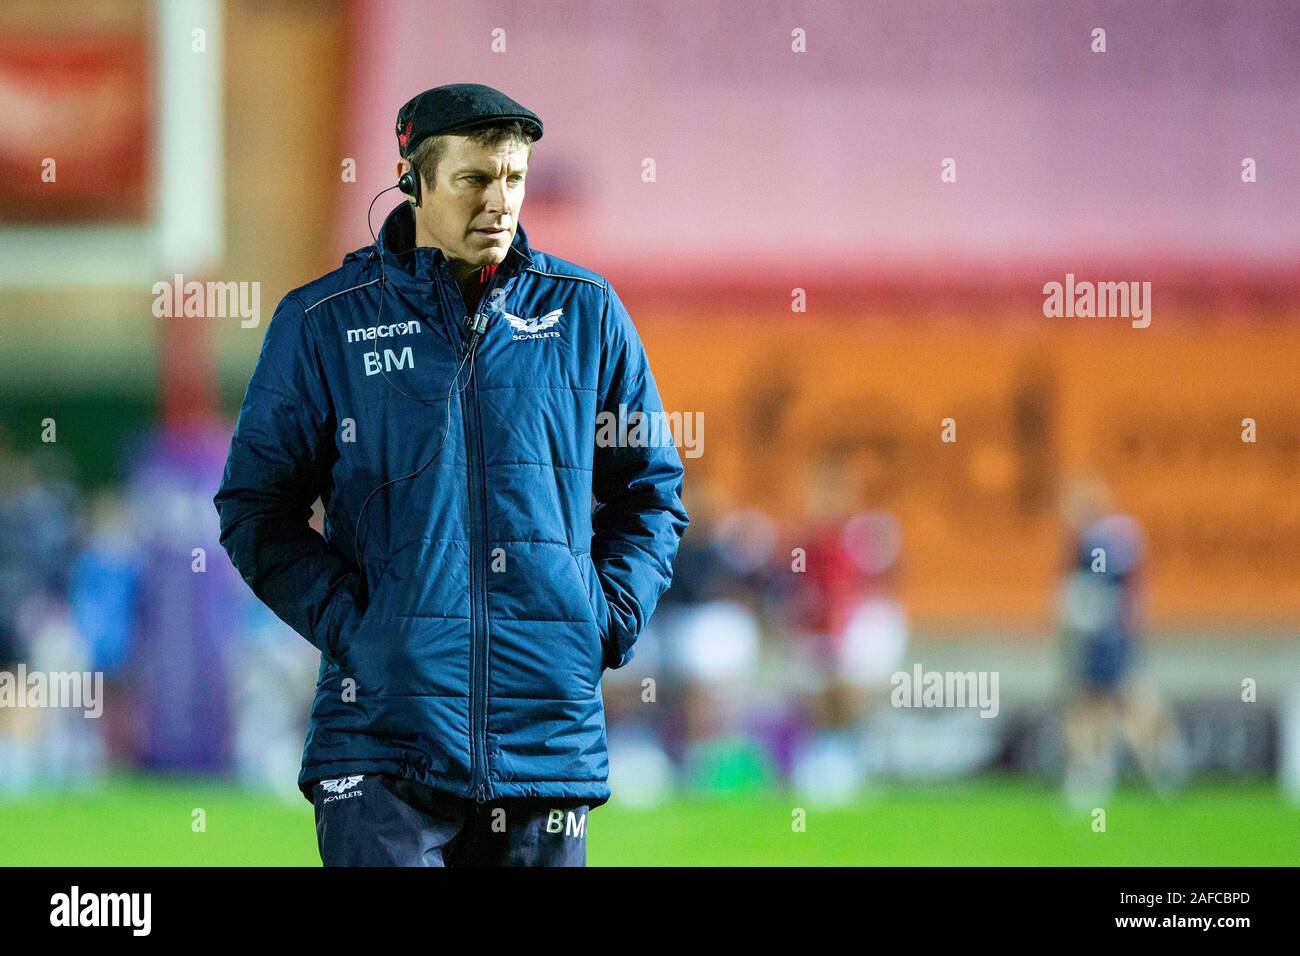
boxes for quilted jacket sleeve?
[591,282,690,669]
[213,293,361,656]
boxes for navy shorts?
[312,774,590,867]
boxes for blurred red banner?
[0,24,152,224]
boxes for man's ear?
[396,159,421,206]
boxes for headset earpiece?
[397,169,421,207]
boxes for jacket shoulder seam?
[524,267,606,290]
[303,277,382,313]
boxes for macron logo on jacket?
[345,320,422,343]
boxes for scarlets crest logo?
[504,308,563,341]
[320,775,365,803]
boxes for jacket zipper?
[461,376,490,802]
[426,255,488,803]
[451,262,507,804]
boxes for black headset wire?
[348,181,483,576]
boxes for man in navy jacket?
[214,84,688,866]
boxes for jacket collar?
[374,201,533,287]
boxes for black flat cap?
[396,83,543,157]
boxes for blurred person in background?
[0,431,25,673]
[0,444,80,607]
[671,496,775,794]
[599,480,713,804]
[786,452,909,803]
[231,600,320,802]
[602,479,776,804]
[1057,474,1188,808]
[230,500,328,801]
[68,491,141,772]
[0,441,89,794]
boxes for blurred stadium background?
[0,0,1297,864]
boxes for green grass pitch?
[1,775,1294,866]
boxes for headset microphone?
[351,178,492,576]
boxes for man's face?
[401,134,528,277]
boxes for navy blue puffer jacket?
[214,203,688,806]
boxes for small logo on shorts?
[320,774,365,803]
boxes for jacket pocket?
[569,550,612,652]
[332,552,401,657]
[321,575,365,665]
